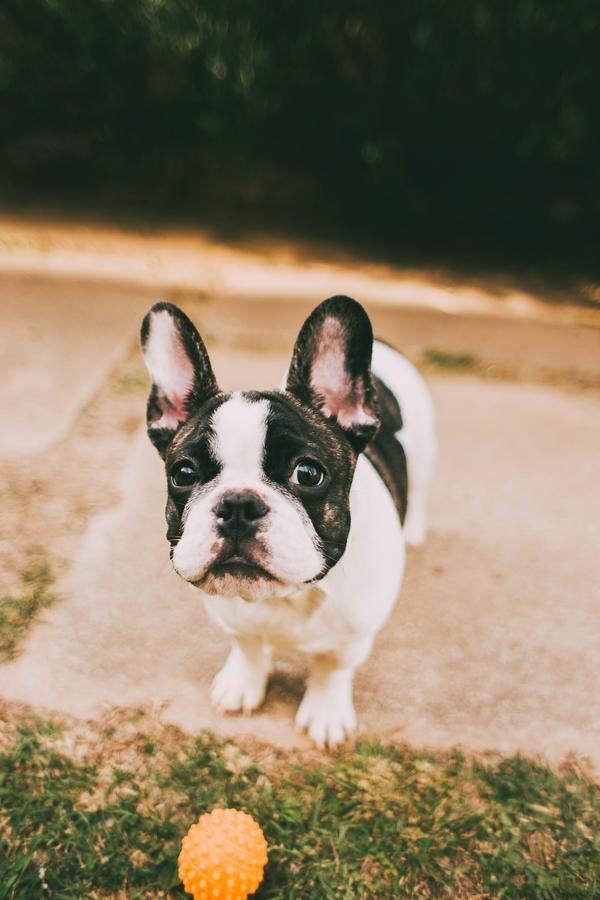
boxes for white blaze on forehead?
[143,309,194,429]
[210,394,269,481]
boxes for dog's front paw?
[295,683,357,749]
[210,645,269,715]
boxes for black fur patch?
[162,393,228,546]
[365,377,408,523]
[260,391,358,577]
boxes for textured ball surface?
[178,808,268,900]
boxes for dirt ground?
[1,218,599,770]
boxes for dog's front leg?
[210,637,272,715]
[296,637,373,749]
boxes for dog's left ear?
[286,295,380,452]
[140,302,219,456]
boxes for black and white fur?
[141,296,435,747]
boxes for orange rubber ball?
[178,808,268,900]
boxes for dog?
[141,296,435,747]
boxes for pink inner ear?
[144,310,195,430]
[309,317,377,430]
[152,391,189,432]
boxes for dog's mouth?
[192,551,278,587]
[209,554,275,580]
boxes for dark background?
[1,0,599,269]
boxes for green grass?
[112,365,148,395]
[0,234,43,254]
[0,711,598,898]
[0,553,58,662]
[423,348,478,371]
[420,346,600,395]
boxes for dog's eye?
[290,459,326,488]
[170,460,198,489]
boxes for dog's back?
[370,340,437,547]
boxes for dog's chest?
[202,586,353,654]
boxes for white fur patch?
[211,393,268,482]
[143,309,195,430]
[295,666,357,747]
[210,639,272,713]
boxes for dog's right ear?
[140,302,219,457]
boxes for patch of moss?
[0,551,58,662]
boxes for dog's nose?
[214,491,269,538]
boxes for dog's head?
[141,296,380,601]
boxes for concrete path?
[1,339,599,766]
[1,218,599,766]
[0,273,154,454]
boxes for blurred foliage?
[0,1,599,256]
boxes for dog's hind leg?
[403,483,430,547]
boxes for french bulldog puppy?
[141,296,435,747]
